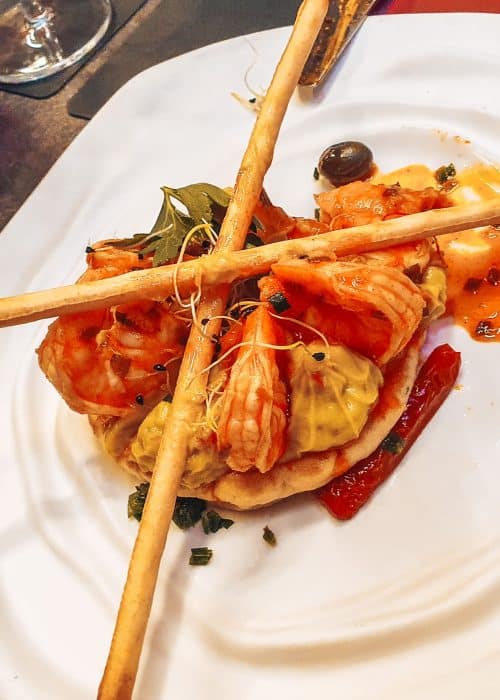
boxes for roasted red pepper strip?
[316,343,461,520]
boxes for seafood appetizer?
[36,149,496,517]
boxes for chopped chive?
[201,510,234,534]
[128,483,149,522]
[268,291,290,314]
[434,163,456,184]
[381,431,405,455]
[313,167,319,181]
[263,525,277,546]
[173,497,206,530]
[189,547,213,566]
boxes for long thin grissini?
[97,1,330,698]
[2,198,500,328]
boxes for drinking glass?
[0,0,112,83]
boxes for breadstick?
[1,198,499,328]
[97,2,329,698]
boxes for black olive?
[317,141,374,187]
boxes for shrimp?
[37,244,188,416]
[341,239,433,276]
[217,305,287,473]
[252,189,296,243]
[315,180,451,230]
[290,181,450,273]
[78,245,152,282]
[264,259,424,366]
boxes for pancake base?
[90,332,423,511]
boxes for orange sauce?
[376,162,500,342]
[440,164,500,342]
[440,225,500,341]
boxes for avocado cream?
[284,341,383,460]
[131,400,227,488]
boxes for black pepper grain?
[464,278,482,293]
[486,267,500,286]
[475,320,494,337]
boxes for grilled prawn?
[37,245,188,416]
[315,180,450,230]
[261,259,425,366]
[216,304,287,473]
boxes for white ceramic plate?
[1,13,500,700]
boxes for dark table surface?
[0,0,497,234]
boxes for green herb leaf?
[435,163,456,184]
[128,483,150,522]
[173,497,206,530]
[381,431,406,455]
[113,183,231,266]
[189,547,213,566]
[108,182,266,265]
[201,510,234,534]
[313,167,320,181]
[263,525,277,546]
